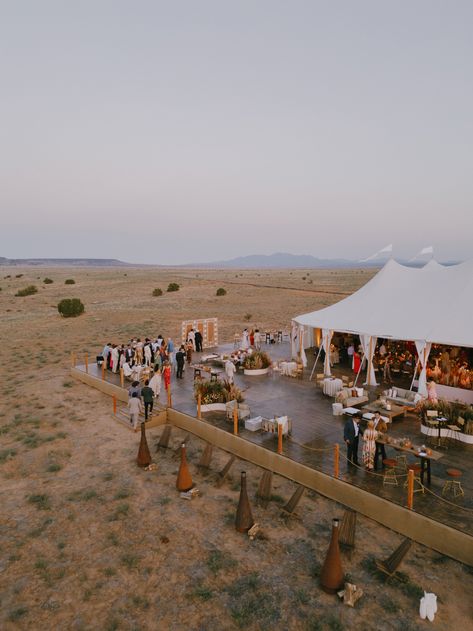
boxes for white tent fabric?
[360,334,378,386]
[293,259,473,349]
[415,340,432,397]
[322,329,333,376]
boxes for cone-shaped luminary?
[320,518,344,594]
[176,443,193,491]
[235,471,254,533]
[137,422,152,467]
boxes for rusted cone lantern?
[137,422,152,467]
[235,471,254,533]
[176,443,193,492]
[320,518,344,594]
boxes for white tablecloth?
[280,361,298,377]
[323,377,343,397]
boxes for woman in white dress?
[149,370,162,398]
[241,329,250,350]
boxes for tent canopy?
[293,259,473,349]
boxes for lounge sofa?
[383,387,422,408]
[335,387,369,409]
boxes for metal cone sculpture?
[137,422,151,467]
[176,443,193,492]
[235,471,254,533]
[320,518,344,594]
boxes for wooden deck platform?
[75,341,473,537]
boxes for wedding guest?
[343,414,360,466]
[175,346,186,379]
[128,392,142,431]
[225,359,236,384]
[128,380,141,400]
[194,330,203,352]
[362,420,378,471]
[141,379,154,420]
[185,340,193,365]
[167,338,175,366]
[254,329,261,350]
[187,328,196,351]
[163,361,171,390]
[149,369,162,398]
[373,412,388,470]
[241,328,250,349]
[111,345,119,373]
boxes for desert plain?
[0,266,472,631]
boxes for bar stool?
[383,459,398,486]
[442,469,464,498]
[404,464,424,494]
[395,454,408,470]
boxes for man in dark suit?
[343,414,360,466]
[194,330,203,352]
[175,346,186,379]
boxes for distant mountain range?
[0,257,133,267]
[0,253,462,268]
[188,252,383,268]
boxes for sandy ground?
[0,266,472,631]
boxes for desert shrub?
[43,277,53,284]
[216,287,227,296]
[64,278,75,284]
[243,313,252,321]
[242,351,272,370]
[194,379,244,404]
[152,288,163,296]
[167,282,180,292]
[15,285,38,297]
[15,273,24,278]
[57,298,85,318]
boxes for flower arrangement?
[242,351,272,370]
[194,379,244,405]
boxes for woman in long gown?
[149,370,162,398]
[163,361,171,391]
[362,420,378,471]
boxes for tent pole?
[410,358,420,391]
[353,353,366,387]
[309,346,323,380]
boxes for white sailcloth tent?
[292,259,473,395]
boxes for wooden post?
[113,395,117,415]
[233,405,238,435]
[120,368,124,388]
[101,362,105,381]
[71,352,76,368]
[85,353,89,373]
[277,422,283,455]
[334,443,339,478]
[197,393,202,419]
[407,468,414,510]
[167,385,172,408]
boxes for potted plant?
[242,351,272,376]
[194,379,244,412]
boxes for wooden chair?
[425,410,439,446]
[446,416,464,445]
[316,373,325,387]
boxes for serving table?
[377,436,443,485]
[362,400,407,422]
[323,377,343,397]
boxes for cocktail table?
[362,400,406,422]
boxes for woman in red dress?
[353,351,361,375]
[163,361,171,390]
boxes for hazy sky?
[1,1,472,264]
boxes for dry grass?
[0,265,471,630]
